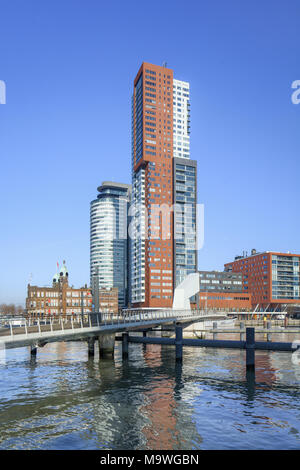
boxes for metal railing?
[0,309,221,339]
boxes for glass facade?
[173,79,190,159]
[130,167,146,304]
[199,271,243,293]
[173,158,197,287]
[90,182,131,308]
[272,255,300,300]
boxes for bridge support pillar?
[30,345,37,356]
[98,333,115,358]
[122,333,129,359]
[240,322,245,342]
[161,327,173,338]
[88,337,95,357]
[213,322,217,340]
[246,327,255,371]
[175,325,183,362]
[267,321,271,342]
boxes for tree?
[0,303,24,316]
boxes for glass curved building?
[90,182,131,308]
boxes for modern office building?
[224,249,300,309]
[198,270,244,293]
[90,182,131,308]
[130,62,197,308]
[194,270,251,311]
[196,292,252,312]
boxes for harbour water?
[1,335,300,450]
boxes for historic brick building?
[26,262,118,316]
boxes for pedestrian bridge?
[0,309,226,355]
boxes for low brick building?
[187,271,252,311]
[224,249,300,309]
[98,287,118,314]
[196,292,252,312]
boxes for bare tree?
[0,303,24,316]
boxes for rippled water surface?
[1,337,300,450]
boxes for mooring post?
[88,337,95,357]
[175,324,183,362]
[30,344,37,356]
[143,331,147,338]
[213,322,217,340]
[246,327,255,371]
[122,332,129,359]
[240,322,245,341]
[267,321,271,342]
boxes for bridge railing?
[0,309,224,339]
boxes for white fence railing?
[0,309,223,339]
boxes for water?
[1,336,300,450]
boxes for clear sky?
[0,0,299,305]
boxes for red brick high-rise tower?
[130,63,174,308]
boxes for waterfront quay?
[1,311,300,377]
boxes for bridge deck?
[0,311,226,350]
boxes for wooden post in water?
[246,327,255,371]
[122,333,129,359]
[143,331,147,337]
[175,324,183,362]
[30,345,37,356]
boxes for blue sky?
[0,0,299,305]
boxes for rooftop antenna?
[162,61,167,68]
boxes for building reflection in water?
[2,338,300,449]
[138,343,201,450]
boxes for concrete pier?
[213,322,217,340]
[30,345,37,356]
[240,322,245,341]
[122,333,129,359]
[175,325,183,362]
[88,337,95,357]
[267,321,271,342]
[246,327,255,371]
[98,333,115,358]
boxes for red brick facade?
[133,63,174,308]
